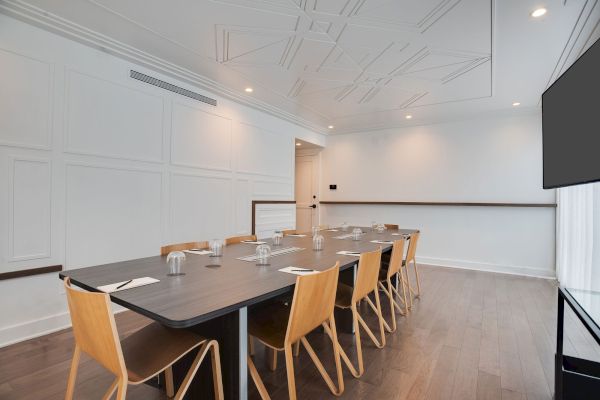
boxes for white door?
[295,155,318,233]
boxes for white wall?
[320,113,556,278]
[0,14,322,347]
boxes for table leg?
[239,307,248,400]
[555,290,564,400]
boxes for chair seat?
[248,302,290,350]
[121,322,205,383]
[335,283,354,308]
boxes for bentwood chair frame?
[248,263,344,400]
[332,248,386,378]
[281,229,297,236]
[63,278,223,400]
[377,238,409,332]
[404,231,421,307]
[160,241,208,256]
[225,234,257,245]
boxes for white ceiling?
[2,0,599,134]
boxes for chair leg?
[165,366,175,397]
[65,345,81,400]
[301,328,344,396]
[365,293,391,333]
[387,279,397,332]
[397,269,410,314]
[210,341,224,400]
[174,341,215,400]
[101,378,120,400]
[284,345,297,400]
[412,259,422,297]
[115,380,127,400]
[248,356,271,400]
[362,292,386,348]
[293,340,300,357]
[330,305,364,378]
[403,265,413,308]
[268,348,278,371]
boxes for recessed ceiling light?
[512,102,521,106]
[405,115,413,119]
[531,8,547,18]
[328,125,334,129]
[245,87,253,93]
[296,142,302,146]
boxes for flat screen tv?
[542,38,600,189]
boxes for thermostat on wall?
[329,184,337,190]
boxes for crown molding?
[0,0,329,136]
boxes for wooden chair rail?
[319,201,556,208]
[0,265,62,281]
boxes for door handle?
[310,204,317,209]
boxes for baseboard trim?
[417,256,556,279]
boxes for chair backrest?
[282,229,297,236]
[353,248,382,302]
[285,263,340,344]
[387,239,406,278]
[384,224,399,230]
[225,234,257,245]
[406,231,420,261]
[64,278,126,378]
[318,224,329,230]
[160,241,208,256]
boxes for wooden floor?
[2,265,599,400]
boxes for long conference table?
[60,227,418,399]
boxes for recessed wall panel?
[10,159,51,260]
[236,123,292,177]
[171,102,232,170]
[66,164,162,268]
[0,49,52,149]
[65,71,164,162]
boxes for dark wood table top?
[60,227,418,328]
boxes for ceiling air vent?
[130,70,217,106]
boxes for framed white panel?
[0,48,52,149]
[235,179,251,235]
[8,158,51,262]
[171,101,232,170]
[170,173,233,243]
[65,70,164,162]
[236,123,293,178]
[254,204,296,239]
[253,180,293,198]
[65,163,163,268]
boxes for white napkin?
[97,277,160,293]
[392,233,410,237]
[184,249,213,255]
[278,266,318,275]
[326,229,339,232]
[370,240,393,244]
[286,234,307,237]
[242,240,267,245]
[336,251,361,257]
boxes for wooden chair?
[248,263,344,400]
[282,229,297,236]
[377,238,409,332]
[334,248,385,378]
[384,224,399,230]
[160,241,208,256]
[404,231,422,306]
[225,234,257,245]
[318,224,329,230]
[63,278,223,400]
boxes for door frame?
[295,147,322,231]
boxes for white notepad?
[286,234,307,237]
[336,251,361,257]
[326,229,339,232]
[278,266,318,275]
[370,240,393,244]
[391,233,410,237]
[184,249,213,255]
[242,240,267,245]
[97,277,160,293]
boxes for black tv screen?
[542,38,600,189]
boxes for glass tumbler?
[313,233,324,251]
[255,244,271,266]
[375,224,386,234]
[312,226,319,237]
[341,222,350,232]
[352,227,363,241]
[166,251,186,276]
[209,239,223,257]
[272,231,283,246]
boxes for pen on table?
[291,269,315,272]
[116,279,133,290]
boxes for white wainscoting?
[254,204,296,239]
[0,14,325,347]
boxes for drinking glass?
[371,221,378,231]
[272,231,283,246]
[313,233,324,251]
[209,239,223,257]
[256,244,271,265]
[341,222,350,232]
[166,251,186,276]
[375,224,386,234]
[352,227,363,241]
[312,226,319,237]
